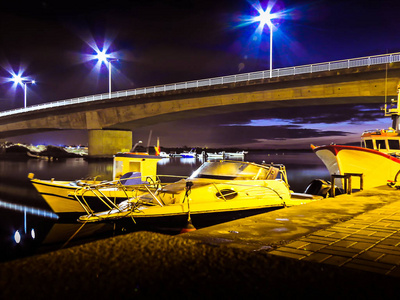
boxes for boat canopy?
[189,161,278,181]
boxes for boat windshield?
[189,161,272,180]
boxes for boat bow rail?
[72,174,187,214]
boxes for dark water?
[0,151,329,262]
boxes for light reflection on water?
[0,151,329,262]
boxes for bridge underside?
[107,96,386,130]
[1,63,400,156]
[0,96,385,136]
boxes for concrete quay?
[183,185,400,275]
[1,186,400,299]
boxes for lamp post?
[23,80,35,108]
[94,49,118,98]
[10,73,35,108]
[269,21,273,78]
[253,7,277,78]
[107,58,118,99]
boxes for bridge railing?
[1,52,400,118]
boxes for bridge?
[1,53,400,157]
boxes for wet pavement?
[1,185,400,298]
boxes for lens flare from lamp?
[94,49,111,65]
[253,6,274,29]
[249,1,284,34]
[7,70,34,88]
[11,73,24,86]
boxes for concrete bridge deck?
[1,186,400,298]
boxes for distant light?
[14,230,21,244]
[31,228,36,240]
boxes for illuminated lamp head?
[94,49,111,65]
[10,73,24,86]
[253,7,275,28]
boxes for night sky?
[1,0,400,149]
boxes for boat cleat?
[387,180,400,189]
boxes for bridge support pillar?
[88,129,132,158]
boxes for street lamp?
[94,49,118,98]
[252,6,279,78]
[10,73,35,108]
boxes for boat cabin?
[361,129,400,155]
[113,152,162,182]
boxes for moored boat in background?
[312,85,400,190]
[178,149,197,158]
[225,151,248,159]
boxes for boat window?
[364,139,373,149]
[215,189,238,200]
[388,139,400,150]
[189,161,270,180]
[376,140,386,150]
[114,161,123,178]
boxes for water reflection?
[155,157,172,166]
[0,199,58,220]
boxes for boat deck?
[2,185,400,298]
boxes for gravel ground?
[0,231,398,299]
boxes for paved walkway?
[182,185,400,278]
[270,199,400,276]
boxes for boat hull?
[313,145,400,189]
[79,186,313,224]
[31,179,147,213]
[30,179,89,213]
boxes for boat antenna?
[385,51,388,105]
[147,130,153,152]
[131,141,142,152]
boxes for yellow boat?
[78,160,319,228]
[29,152,162,214]
[312,85,400,190]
